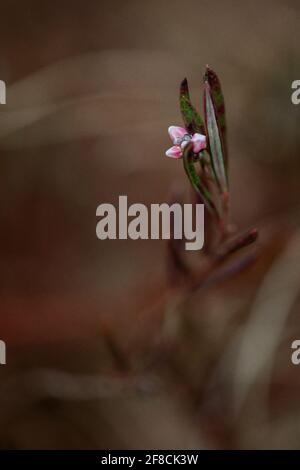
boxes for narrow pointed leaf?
[204,81,228,195]
[204,66,228,166]
[180,78,205,134]
[217,228,258,261]
[182,143,219,219]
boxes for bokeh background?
[0,0,299,449]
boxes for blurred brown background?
[0,0,299,449]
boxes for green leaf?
[203,81,228,195]
[180,78,205,135]
[204,66,228,167]
[182,143,219,219]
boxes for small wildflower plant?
[166,66,229,233]
[166,66,258,285]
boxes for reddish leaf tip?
[248,228,259,242]
[180,77,189,94]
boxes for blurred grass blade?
[217,228,258,261]
[205,66,228,166]
[182,143,219,219]
[204,81,228,195]
[180,78,205,134]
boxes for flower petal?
[168,126,187,144]
[191,133,206,153]
[165,145,182,159]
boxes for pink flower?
[166,126,206,159]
